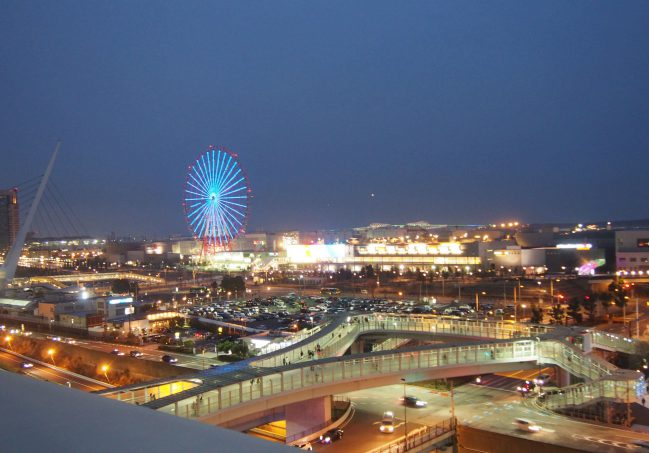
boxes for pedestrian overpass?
[97,314,646,444]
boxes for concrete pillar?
[350,339,365,354]
[285,396,332,441]
[557,367,571,387]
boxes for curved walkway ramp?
[96,313,646,431]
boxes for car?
[162,354,178,363]
[515,418,541,432]
[533,373,551,386]
[111,348,125,356]
[21,362,34,369]
[129,350,143,358]
[402,395,428,407]
[633,440,649,450]
[319,428,343,444]
[293,442,313,450]
[516,380,533,395]
[379,411,395,433]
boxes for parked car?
[319,428,343,444]
[162,354,178,364]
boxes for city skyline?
[1,1,648,237]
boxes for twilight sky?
[1,1,648,237]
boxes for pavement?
[315,380,649,453]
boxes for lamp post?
[400,378,407,448]
[101,364,110,383]
[47,348,55,365]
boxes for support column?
[285,396,333,442]
[350,339,365,354]
[557,366,571,387]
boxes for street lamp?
[400,378,407,447]
[4,335,12,350]
[47,348,56,365]
[101,364,110,383]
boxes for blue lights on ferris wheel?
[183,146,250,250]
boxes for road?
[27,332,215,370]
[318,381,649,453]
[0,350,107,392]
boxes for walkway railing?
[249,314,554,368]
[365,417,456,453]
[96,312,646,424]
[590,330,643,354]
[153,339,539,420]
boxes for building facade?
[0,188,19,252]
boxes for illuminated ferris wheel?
[183,145,251,254]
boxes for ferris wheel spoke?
[221,199,247,209]
[195,155,211,190]
[219,173,244,197]
[219,199,245,216]
[217,165,241,194]
[187,202,211,224]
[214,155,234,193]
[213,204,232,244]
[208,150,219,190]
[187,176,208,196]
[216,203,240,235]
[184,194,209,201]
[220,185,245,200]
[221,194,247,200]
[218,204,245,226]
[188,170,208,192]
[192,159,210,189]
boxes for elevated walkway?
[96,313,646,430]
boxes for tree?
[581,295,597,323]
[111,279,138,295]
[608,281,627,310]
[549,304,566,325]
[221,275,246,294]
[598,292,612,320]
[567,297,583,324]
[530,305,543,324]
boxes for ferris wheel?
[183,145,250,254]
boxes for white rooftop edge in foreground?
[0,370,291,453]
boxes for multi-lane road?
[0,349,107,392]
[319,377,649,453]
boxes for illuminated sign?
[108,297,134,305]
[286,244,348,263]
[557,243,592,250]
[356,242,464,256]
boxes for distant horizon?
[22,216,649,241]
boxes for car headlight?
[416,401,426,407]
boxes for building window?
[630,258,637,262]
[619,258,626,262]
[638,239,649,248]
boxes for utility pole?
[636,291,640,338]
[514,285,518,321]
